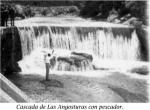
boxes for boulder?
[107,9,119,22]
[129,66,149,75]
[122,17,138,25]
[71,51,93,61]
[56,52,93,71]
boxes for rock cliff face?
[1,27,22,75]
[135,27,149,61]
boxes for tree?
[24,5,35,18]
[41,8,48,16]
[125,1,147,25]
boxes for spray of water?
[15,17,148,79]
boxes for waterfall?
[14,24,143,73]
[1,18,148,75]
[17,26,52,56]
[17,26,140,61]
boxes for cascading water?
[17,26,52,56]
[16,22,141,73]
[17,26,140,60]
[51,27,140,60]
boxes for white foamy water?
[17,20,140,61]
[16,17,133,28]
[18,48,149,81]
[15,17,148,81]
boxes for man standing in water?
[44,50,54,81]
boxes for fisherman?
[44,49,54,81]
[9,5,15,26]
[4,5,9,26]
[1,4,5,26]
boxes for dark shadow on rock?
[4,72,20,80]
[129,66,149,75]
[1,27,22,76]
[57,57,74,65]
[136,27,149,61]
[57,52,93,71]
[92,65,110,71]
[4,72,25,89]
[41,79,64,88]
[108,85,148,103]
[71,51,93,61]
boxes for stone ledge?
[0,73,33,102]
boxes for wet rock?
[50,56,56,69]
[1,27,22,75]
[135,26,149,61]
[57,57,74,65]
[56,52,93,71]
[122,17,138,25]
[120,14,131,23]
[129,66,149,75]
[71,51,93,61]
[107,9,119,23]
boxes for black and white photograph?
[0,0,149,104]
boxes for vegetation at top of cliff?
[78,1,148,25]
[1,0,148,25]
